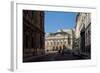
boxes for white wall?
[0,0,100,73]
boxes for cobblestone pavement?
[24,52,89,62]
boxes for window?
[68,35,71,45]
[23,10,28,16]
[53,41,55,45]
[61,42,62,44]
[25,35,28,48]
[32,11,38,25]
[51,42,53,45]
[31,37,34,48]
[57,42,59,45]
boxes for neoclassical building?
[23,10,45,62]
[75,13,91,56]
[45,29,74,53]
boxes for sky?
[44,11,77,33]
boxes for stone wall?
[23,10,45,62]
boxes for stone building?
[75,13,91,56]
[23,10,45,61]
[45,29,74,53]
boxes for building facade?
[45,29,74,53]
[23,10,45,61]
[75,13,91,56]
